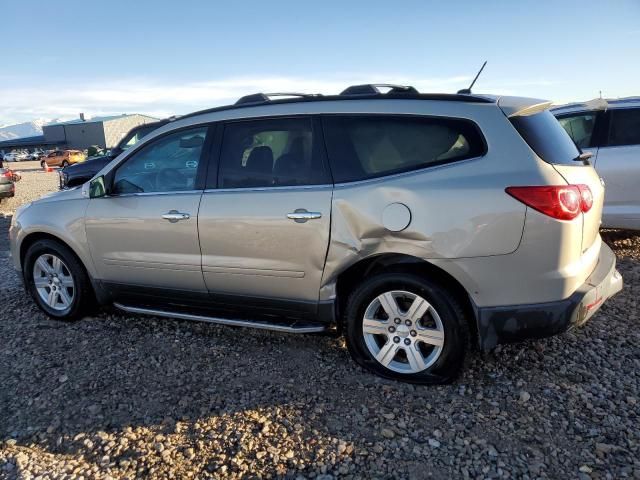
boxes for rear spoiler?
[497,96,553,118]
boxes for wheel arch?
[334,253,479,345]
[20,231,79,269]
[18,231,109,304]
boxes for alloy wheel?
[32,254,75,311]
[362,290,445,373]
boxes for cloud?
[0,74,561,124]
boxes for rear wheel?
[344,273,469,384]
[23,239,94,320]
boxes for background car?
[552,98,640,230]
[28,150,45,160]
[0,167,17,203]
[15,151,29,161]
[41,150,86,169]
[59,121,165,189]
[3,152,21,162]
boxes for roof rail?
[340,84,419,96]
[235,92,322,105]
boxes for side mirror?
[88,176,107,198]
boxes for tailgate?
[508,106,604,252]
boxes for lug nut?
[410,330,417,337]
[394,318,401,324]
[393,336,400,343]
[405,319,412,326]
[404,338,411,345]
[388,326,396,333]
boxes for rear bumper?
[476,242,623,350]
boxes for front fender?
[11,196,95,278]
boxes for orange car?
[41,150,86,168]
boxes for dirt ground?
[1,161,638,479]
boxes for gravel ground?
[0,161,638,479]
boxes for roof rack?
[235,92,322,105]
[175,86,494,123]
[340,84,419,96]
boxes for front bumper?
[476,243,623,351]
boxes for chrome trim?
[287,211,322,221]
[114,303,327,333]
[162,211,191,222]
[107,190,203,198]
[203,184,333,193]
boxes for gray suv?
[552,98,640,230]
[9,85,623,383]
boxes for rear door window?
[510,110,580,165]
[217,117,330,188]
[322,115,486,183]
[607,108,640,147]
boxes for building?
[0,113,159,153]
[42,114,159,150]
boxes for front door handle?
[162,210,191,223]
[286,209,322,223]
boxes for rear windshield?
[510,110,580,165]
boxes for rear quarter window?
[322,115,486,183]
[511,110,580,165]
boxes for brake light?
[577,184,593,213]
[505,185,584,220]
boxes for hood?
[67,154,110,171]
[85,154,110,162]
[35,185,85,204]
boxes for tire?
[344,273,469,384]
[40,160,45,169]
[23,239,95,321]
[62,161,69,168]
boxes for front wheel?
[23,239,94,320]
[40,160,46,169]
[344,273,469,384]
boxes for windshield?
[121,125,156,150]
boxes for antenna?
[457,61,487,94]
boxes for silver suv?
[552,98,640,231]
[9,85,623,384]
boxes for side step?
[113,303,328,334]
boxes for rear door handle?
[287,209,322,223]
[162,210,191,223]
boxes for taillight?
[506,185,584,220]
[577,184,593,212]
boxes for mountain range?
[0,119,51,141]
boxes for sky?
[1,0,639,125]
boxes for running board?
[113,303,328,333]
